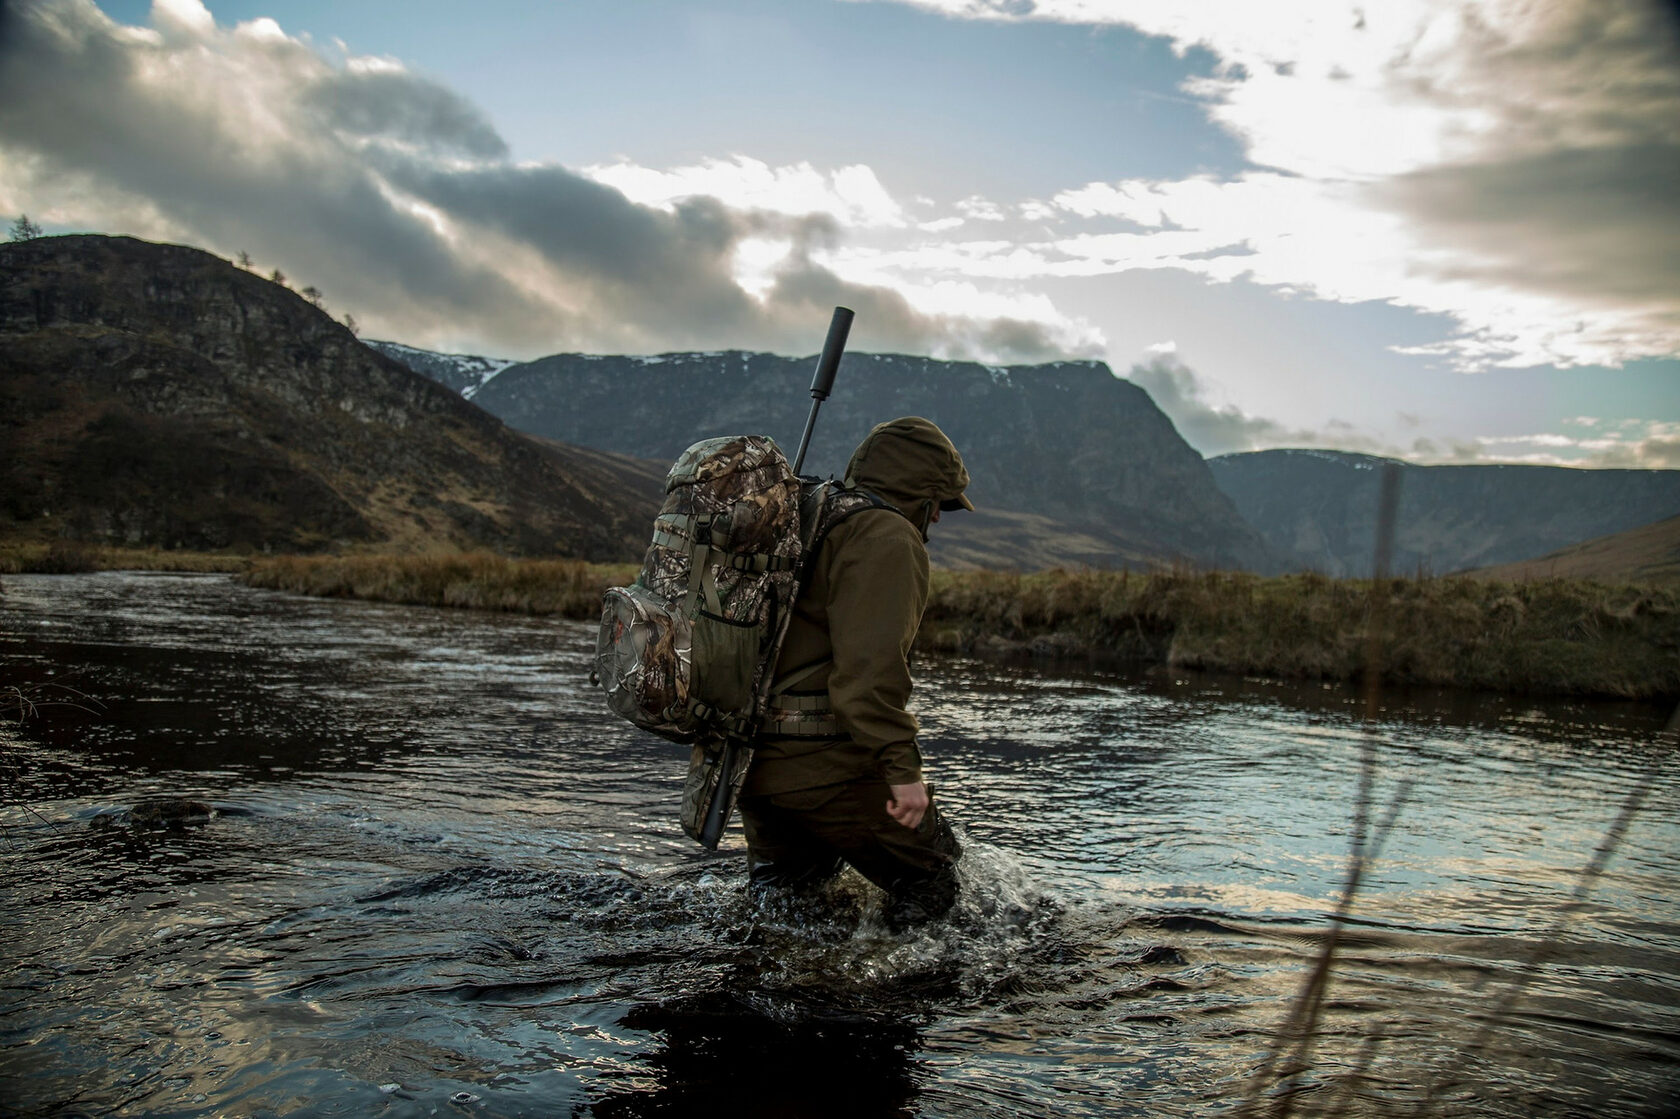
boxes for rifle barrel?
[791,306,853,475]
[700,307,853,845]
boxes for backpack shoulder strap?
[760,482,910,733]
[798,479,906,564]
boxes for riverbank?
[222,553,1680,701]
[7,545,1670,699]
[922,568,1679,701]
[0,541,247,574]
[242,551,637,615]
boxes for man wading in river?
[742,416,970,931]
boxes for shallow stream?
[2,573,1677,1116]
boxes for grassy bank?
[237,553,1680,701]
[243,552,637,617]
[0,541,248,574]
[923,568,1680,700]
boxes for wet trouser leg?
[739,780,962,930]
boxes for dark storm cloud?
[379,159,757,338]
[762,249,1074,360]
[1369,0,1680,361]
[1381,143,1680,306]
[0,0,559,343]
[302,69,510,160]
[0,0,1068,360]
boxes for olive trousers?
[738,780,962,931]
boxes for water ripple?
[2,573,1676,1117]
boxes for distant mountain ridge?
[26,236,1668,578]
[1210,449,1680,577]
[449,349,1277,572]
[1,235,661,558]
[364,340,514,399]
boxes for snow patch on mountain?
[366,340,516,399]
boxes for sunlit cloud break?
[0,0,1081,362]
[854,0,1680,372]
[583,156,909,229]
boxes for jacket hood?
[844,416,973,537]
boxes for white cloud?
[583,155,908,228]
[731,236,794,299]
[1032,171,1677,370]
[152,0,215,40]
[1126,354,1323,456]
[1412,420,1680,467]
[1123,350,1680,467]
[858,0,1680,371]
[235,17,287,43]
[954,194,1007,221]
[0,0,1075,362]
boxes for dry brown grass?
[12,543,1672,699]
[0,541,249,574]
[242,551,636,619]
[922,568,1680,700]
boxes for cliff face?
[1209,449,1680,576]
[0,235,660,558]
[467,351,1276,571]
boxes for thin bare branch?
[1411,761,1661,1113]
[1238,464,1407,1119]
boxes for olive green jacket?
[743,416,971,797]
[743,506,930,795]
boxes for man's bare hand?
[886,781,929,830]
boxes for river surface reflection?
[2,573,1676,1117]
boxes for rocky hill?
[437,350,1276,572]
[0,235,661,559]
[1209,449,1680,576]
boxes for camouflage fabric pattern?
[597,583,693,740]
[638,435,802,625]
[679,736,753,846]
[595,435,803,747]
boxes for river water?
[1,572,1676,1118]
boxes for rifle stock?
[698,737,738,849]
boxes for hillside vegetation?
[1471,513,1680,585]
[0,540,248,574]
[243,552,636,615]
[239,554,1680,701]
[1,235,661,560]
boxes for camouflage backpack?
[596,435,803,743]
[594,435,890,845]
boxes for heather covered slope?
[0,235,660,559]
[452,350,1278,572]
[1471,513,1680,584]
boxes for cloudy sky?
[2,0,1676,467]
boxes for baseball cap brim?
[940,493,975,512]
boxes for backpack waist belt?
[759,690,840,737]
[759,657,840,737]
